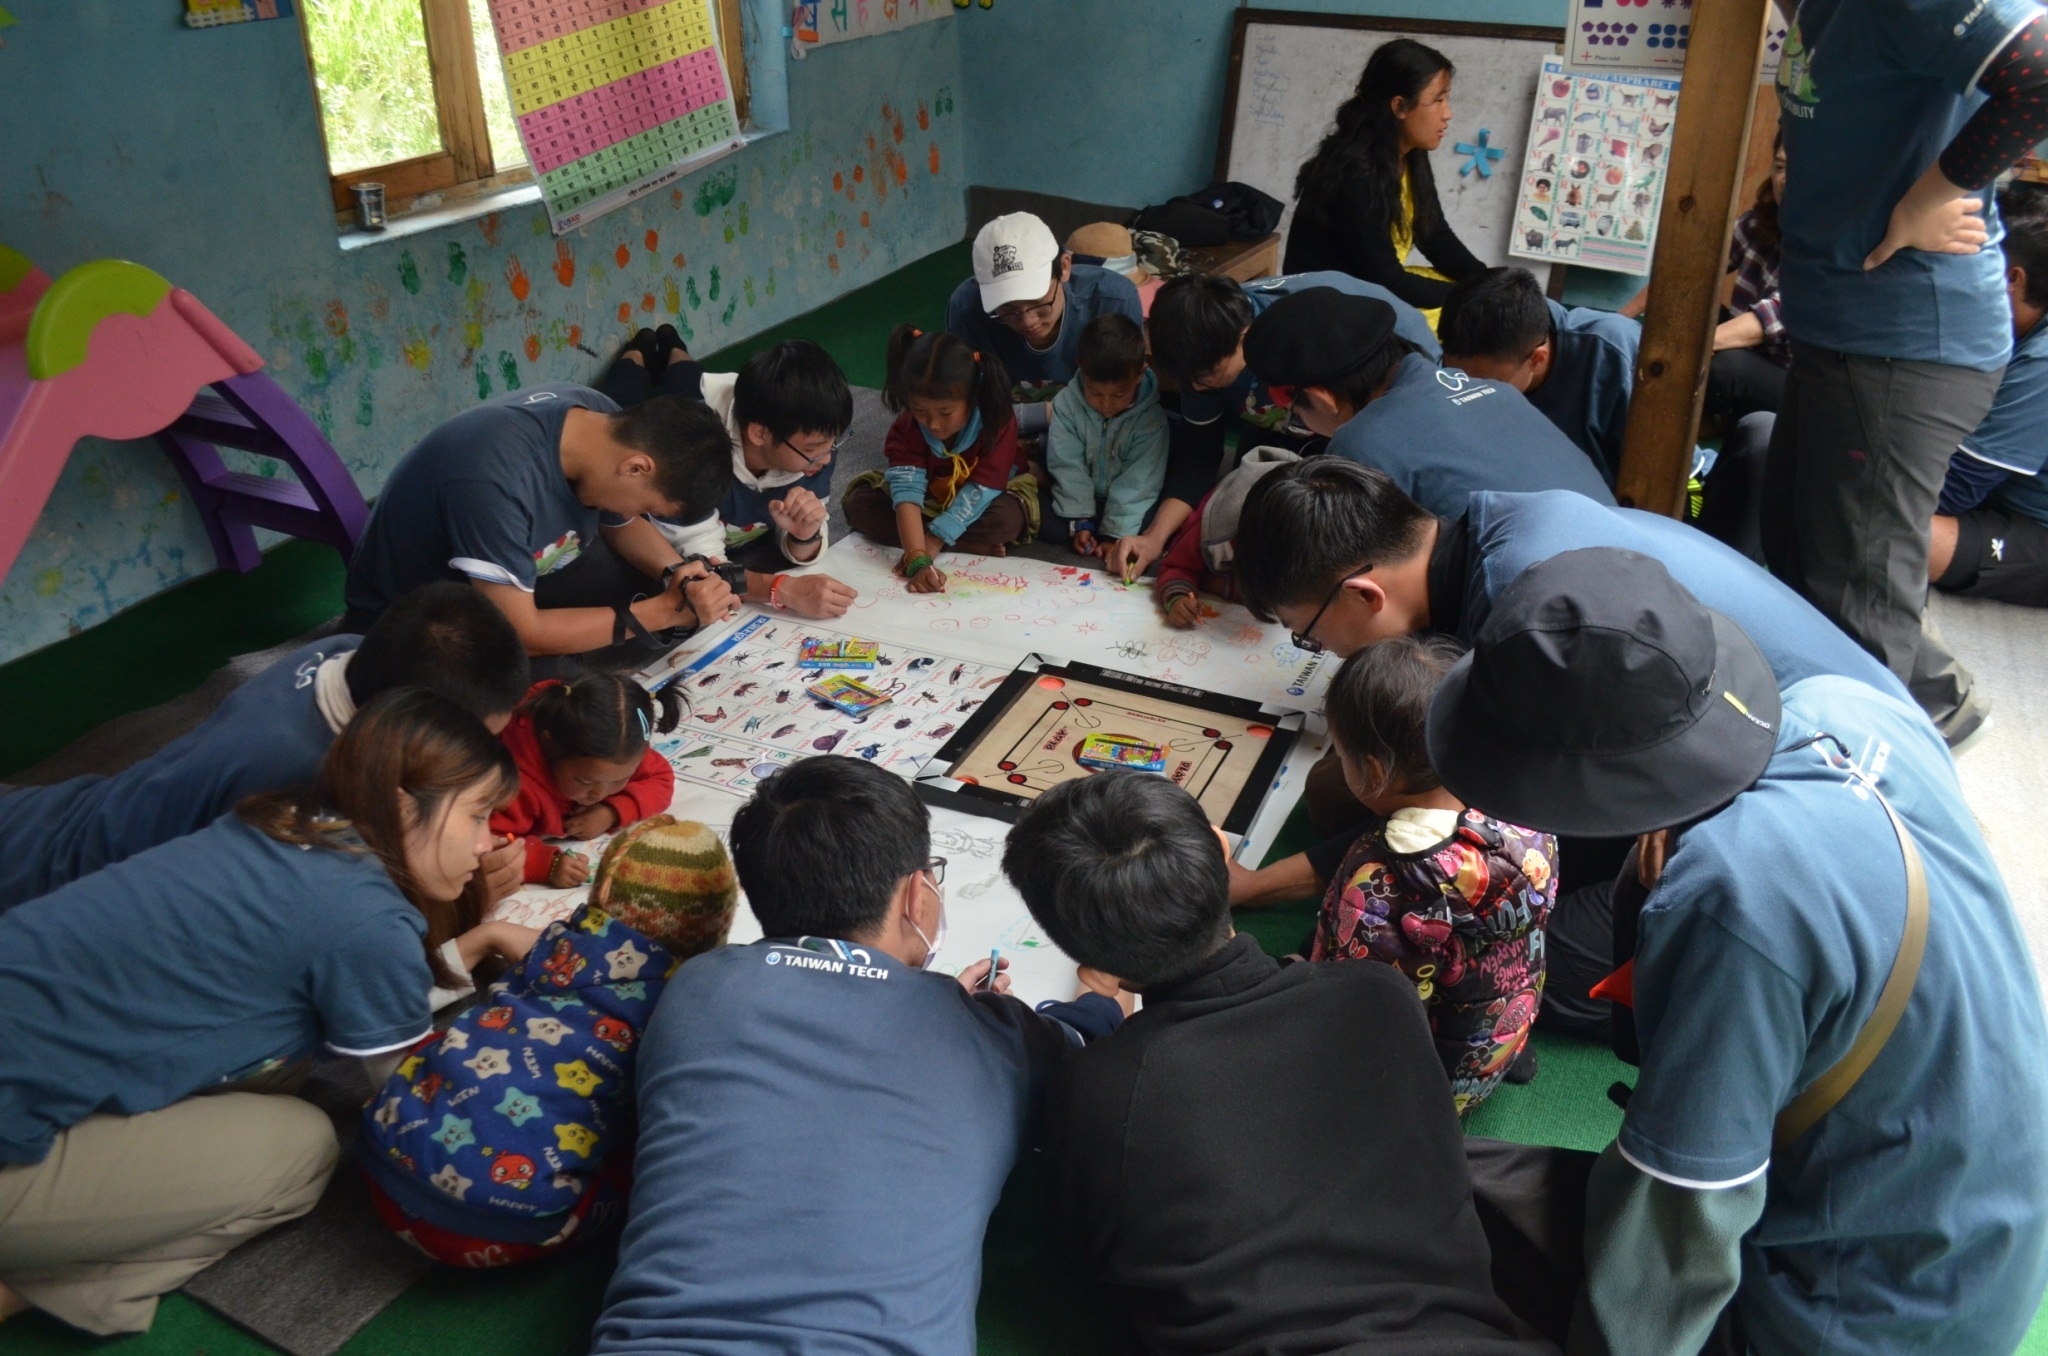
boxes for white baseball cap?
[973,213,1061,313]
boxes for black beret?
[1242,288,1398,387]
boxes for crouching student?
[492,674,679,887]
[1436,266,1639,486]
[647,339,861,621]
[0,689,525,1335]
[841,326,1036,588]
[1004,773,1553,1356]
[0,581,531,913]
[1043,314,1170,565]
[359,816,738,1267]
[1154,447,1300,628]
[588,756,1125,1356]
[1306,637,1554,1112]
[1243,289,1615,516]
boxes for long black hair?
[1293,38,1454,241]
[882,323,1014,448]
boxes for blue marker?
[980,946,1001,991]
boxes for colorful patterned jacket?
[358,902,677,1243]
[1312,808,1557,1114]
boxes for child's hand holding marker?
[1165,592,1203,629]
[549,847,590,889]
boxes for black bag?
[1130,180,1285,247]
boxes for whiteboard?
[1220,13,1564,289]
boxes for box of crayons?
[798,637,879,670]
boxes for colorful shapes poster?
[1567,0,1691,73]
[487,0,744,235]
[1509,57,1677,277]
[792,0,954,48]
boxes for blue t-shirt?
[1330,355,1617,517]
[1525,298,1639,486]
[718,462,835,554]
[1182,272,1442,432]
[1775,0,2041,368]
[0,636,359,911]
[1620,676,2048,1356]
[0,813,432,1164]
[1939,314,2048,526]
[591,938,1119,1356]
[344,384,622,620]
[945,265,1143,394]
[1461,489,1911,704]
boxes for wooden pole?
[1613,0,1773,517]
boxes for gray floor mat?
[182,1060,432,1356]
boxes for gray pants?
[1761,342,2002,741]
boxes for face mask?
[906,873,948,971]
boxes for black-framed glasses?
[921,857,948,886]
[1291,571,1368,653]
[988,282,1060,330]
[778,433,845,472]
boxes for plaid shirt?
[1727,208,1788,364]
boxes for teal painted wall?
[0,2,966,663]
[955,0,1641,310]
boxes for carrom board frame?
[913,655,1303,835]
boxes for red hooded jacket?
[490,681,676,882]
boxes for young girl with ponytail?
[840,325,1037,591]
[492,673,679,887]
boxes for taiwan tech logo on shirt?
[1437,367,1497,406]
[532,530,583,577]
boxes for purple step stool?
[154,371,368,574]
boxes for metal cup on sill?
[352,182,387,231]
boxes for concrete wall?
[0,1,966,663]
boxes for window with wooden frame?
[302,0,751,226]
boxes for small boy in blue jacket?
[359,816,738,1267]
[1043,314,1170,565]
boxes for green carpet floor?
[5,236,2045,1354]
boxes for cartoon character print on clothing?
[359,900,682,1228]
[1313,811,1559,1115]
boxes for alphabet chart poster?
[487,0,743,234]
[1508,58,1680,276]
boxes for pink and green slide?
[0,244,367,582]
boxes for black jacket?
[1283,167,1483,310]
[1044,934,1554,1356]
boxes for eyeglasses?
[921,857,948,886]
[777,434,845,472]
[988,283,1060,330]
[1291,571,1368,653]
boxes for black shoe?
[1504,1047,1539,1085]
[653,323,691,368]
[618,327,662,375]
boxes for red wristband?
[770,574,789,610]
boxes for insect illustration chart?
[491,538,1333,1004]
[1509,57,1680,275]
[648,613,1009,808]
[485,0,743,233]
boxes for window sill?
[334,124,783,251]
[338,177,543,251]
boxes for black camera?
[676,554,748,592]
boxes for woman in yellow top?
[1283,39,1483,327]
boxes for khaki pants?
[0,1093,338,1334]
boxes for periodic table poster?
[1508,57,1681,276]
[488,0,744,235]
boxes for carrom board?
[914,655,1303,836]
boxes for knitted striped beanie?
[592,815,738,961]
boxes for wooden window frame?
[311,0,751,225]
